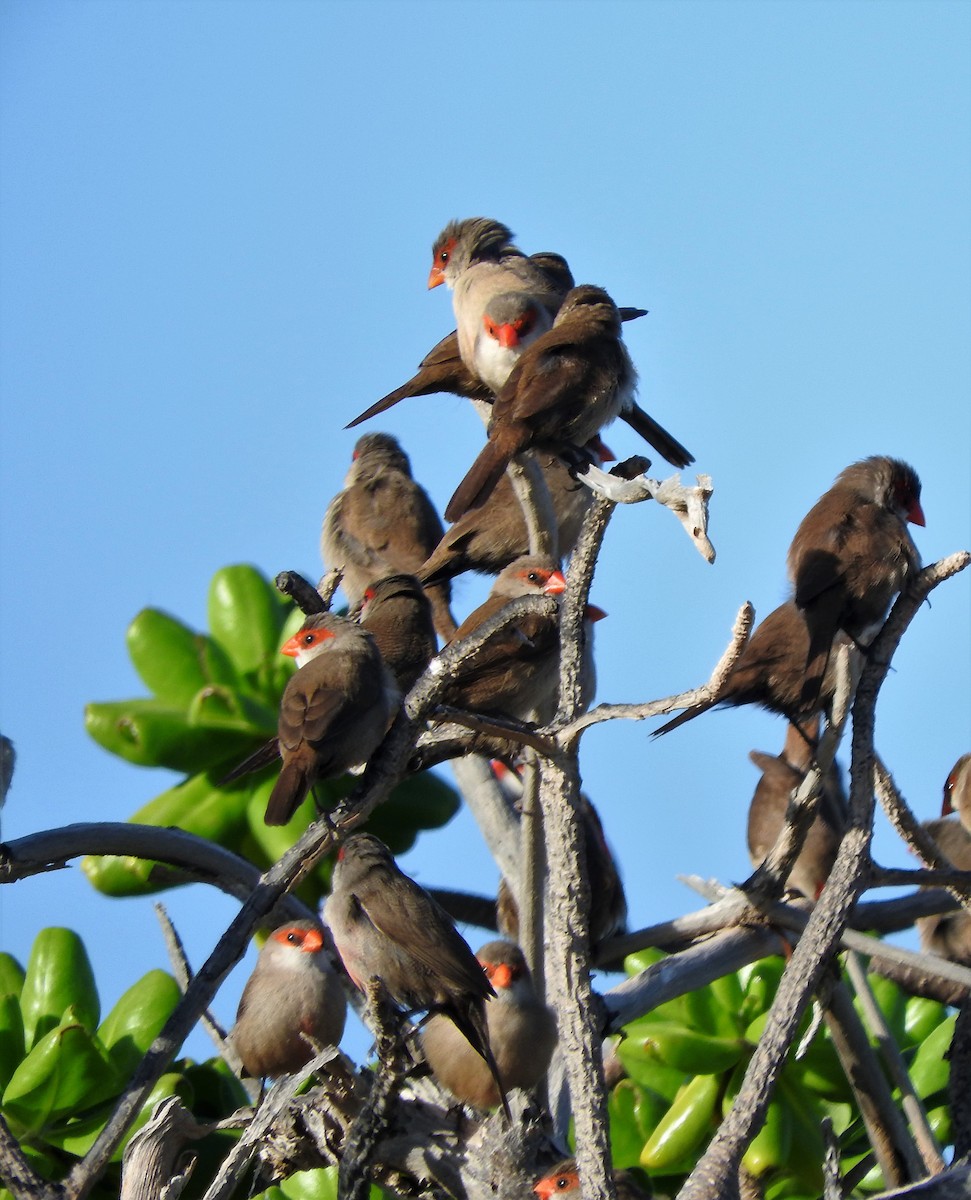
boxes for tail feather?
[652,697,717,738]
[621,403,694,469]
[219,737,280,785]
[264,759,311,826]
[451,1000,511,1122]
[445,442,513,522]
[345,383,415,430]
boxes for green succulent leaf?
[208,565,290,679]
[20,928,99,1047]
[97,970,182,1077]
[126,608,238,704]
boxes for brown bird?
[420,940,556,1109]
[747,721,846,900]
[356,574,437,695]
[492,763,628,948]
[654,600,850,738]
[917,754,971,966]
[445,284,692,521]
[321,433,456,638]
[264,614,399,826]
[323,833,510,1117]
[444,286,633,520]
[443,556,568,725]
[787,456,924,705]
[419,442,612,587]
[228,920,347,1079]
[534,1158,651,1200]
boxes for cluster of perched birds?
[220,216,963,1191]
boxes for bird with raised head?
[787,456,924,705]
[323,833,510,1118]
[229,920,346,1079]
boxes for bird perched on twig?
[324,833,510,1118]
[787,455,924,706]
[746,720,846,900]
[356,574,437,696]
[420,939,556,1110]
[440,555,603,726]
[653,600,850,738]
[264,614,398,826]
[418,441,613,588]
[228,920,346,1079]
[321,432,456,638]
[445,286,637,521]
[917,754,971,966]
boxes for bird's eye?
[527,571,540,584]
[555,1178,572,1191]
[303,633,315,645]
[286,931,300,945]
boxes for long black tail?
[451,999,511,1121]
[621,402,694,469]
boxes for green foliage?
[605,950,956,1196]
[82,564,460,905]
[0,928,247,1200]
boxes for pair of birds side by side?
[228,837,557,1117]
[345,216,695,526]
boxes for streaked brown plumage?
[265,614,398,826]
[229,921,347,1079]
[746,721,846,900]
[421,940,556,1109]
[324,833,510,1117]
[787,456,924,705]
[321,433,456,638]
[356,574,437,695]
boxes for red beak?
[497,323,519,349]
[544,570,567,595]
[584,603,607,623]
[908,498,926,527]
[281,634,303,658]
[427,266,445,289]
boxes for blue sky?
[1,0,969,1067]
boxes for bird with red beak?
[229,920,347,1080]
[421,940,556,1110]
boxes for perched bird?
[428,218,563,392]
[418,449,602,586]
[492,763,628,949]
[917,754,971,966]
[357,574,437,695]
[787,456,924,705]
[653,600,850,738]
[420,940,556,1109]
[324,833,509,1117]
[265,614,398,826]
[746,721,846,900]
[229,920,347,1079]
[442,556,567,724]
[321,433,455,638]
[533,1158,651,1200]
[446,284,691,521]
[445,286,633,520]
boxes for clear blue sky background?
[1,0,969,1068]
